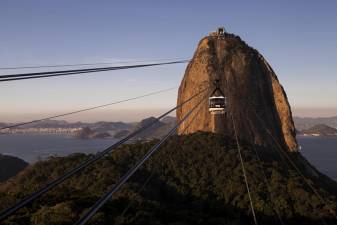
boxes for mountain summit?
[177,28,298,151]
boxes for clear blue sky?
[1,0,337,122]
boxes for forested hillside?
[0,154,28,182]
[1,132,336,225]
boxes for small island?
[73,127,111,139]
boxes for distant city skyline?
[1,0,337,122]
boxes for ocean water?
[297,136,337,181]
[0,134,116,163]
[0,134,336,181]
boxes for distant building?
[217,27,225,36]
[209,27,226,37]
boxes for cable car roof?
[209,96,226,99]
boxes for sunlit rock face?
[177,30,298,151]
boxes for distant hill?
[0,154,28,182]
[73,127,111,139]
[0,132,336,224]
[1,117,173,140]
[113,116,176,139]
[160,116,176,125]
[0,122,8,128]
[133,117,171,139]
[294,116,337,131]
[0,119,133,131]
[300,124,337,136]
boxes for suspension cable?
[0,58,188,70]
[75,92,208,225]
[0,87,176,131]
[230,113,258,225]
[251,109,337,219]
[251,144,284,225]
[247,119,284,225]
[118,170,155,219]
[0,60,189,78]
[0,60,189,82]
[119,93,205,218]
[0,87,208,222]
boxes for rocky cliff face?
[177,31,298,151]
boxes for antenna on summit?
[217,27,226,36]
[209,26,226,37]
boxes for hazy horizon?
[1,106,337,124]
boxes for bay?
[297,136,337,181]
[0,134,116,163]
[0,134,336,181]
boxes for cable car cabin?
[209,96,226,114]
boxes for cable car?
[209,79,227,114]
[209,96,226,113]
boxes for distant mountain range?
[0,116,177,140]
[0,119,133,130]
[3,115,337,139]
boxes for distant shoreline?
[297,134,337,138]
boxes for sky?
[0,0,337,122]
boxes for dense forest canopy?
[0,154,28,182]
[0,132,336,225]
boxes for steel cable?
[0,87,207,222]
[0,87,176,131]
[74,91,208,225]
[0,60,189,82]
